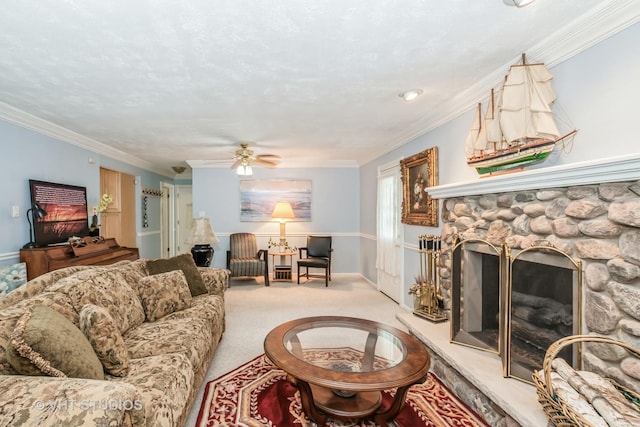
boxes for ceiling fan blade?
[253,158,279,167]
[230,159,242,169]
[257,154,281,160]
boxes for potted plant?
[89,194,113,237]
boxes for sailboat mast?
[489,88,496,151]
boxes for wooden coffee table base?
[288,374,426,427]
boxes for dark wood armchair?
[297,236,332,286]
[226,233,269,286]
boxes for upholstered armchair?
[297,236,332,286]
[226,233,269,286]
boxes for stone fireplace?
[438,177,640,391]
[399,154,640,425]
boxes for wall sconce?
[23,202,47,248]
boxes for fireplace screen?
[450,238,504,354]
[450,237,582,384]
[505,245,581,383]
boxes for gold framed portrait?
[400,146,439,226]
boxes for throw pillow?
[146,253,208,296]
[79,304,129,376]
[49,265,146,334]
[6,305,104,379]
[134,270,193,321]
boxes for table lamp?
[186,217,219,267]
[23,202,48,249]
[271,201,295,248]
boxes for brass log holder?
[414,234,447,323]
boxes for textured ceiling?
[0,0,636,177]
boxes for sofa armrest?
[0,375,145,426]
[198,267,230,295]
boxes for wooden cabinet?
[20,238,139,280]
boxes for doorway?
[99,167,136,247]
[175,185,193,255]
[377,161,403,302]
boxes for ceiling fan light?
[503,0,536,7]
[236,164,253,176]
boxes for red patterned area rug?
[195,353,488,427]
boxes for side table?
[269,251,297,282]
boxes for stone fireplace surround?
[397,153,640,426]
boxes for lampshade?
[32,202,47,219]
[271,201,295,220]
[186,217,219,244]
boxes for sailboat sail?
[464,103,481,156]
[500,63,560,143]
[486,86,507,150]
[466,55,576,175]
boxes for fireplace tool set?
[414,234,447,322]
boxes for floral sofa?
[0,254,229,426]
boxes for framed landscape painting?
[400,146,439,226]
[240,179,311,222]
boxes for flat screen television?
[29,179,90,246]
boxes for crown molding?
[187,159,358,169]
[358,0,640,166]
[0,101,174,178]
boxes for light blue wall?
[192,166,359,272]
[0,120,169,265]
[359,22,640,307]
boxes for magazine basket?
[532,334,640,427]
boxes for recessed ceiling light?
[503,0,536,7]
[399,89,423,102]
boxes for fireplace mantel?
[427,153,640,199]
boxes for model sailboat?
[466,54,577,175]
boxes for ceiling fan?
[231,143,281,175]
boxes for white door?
[377,161,403,302]
[176,185,193,255]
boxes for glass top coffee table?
[263,316,430,426]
